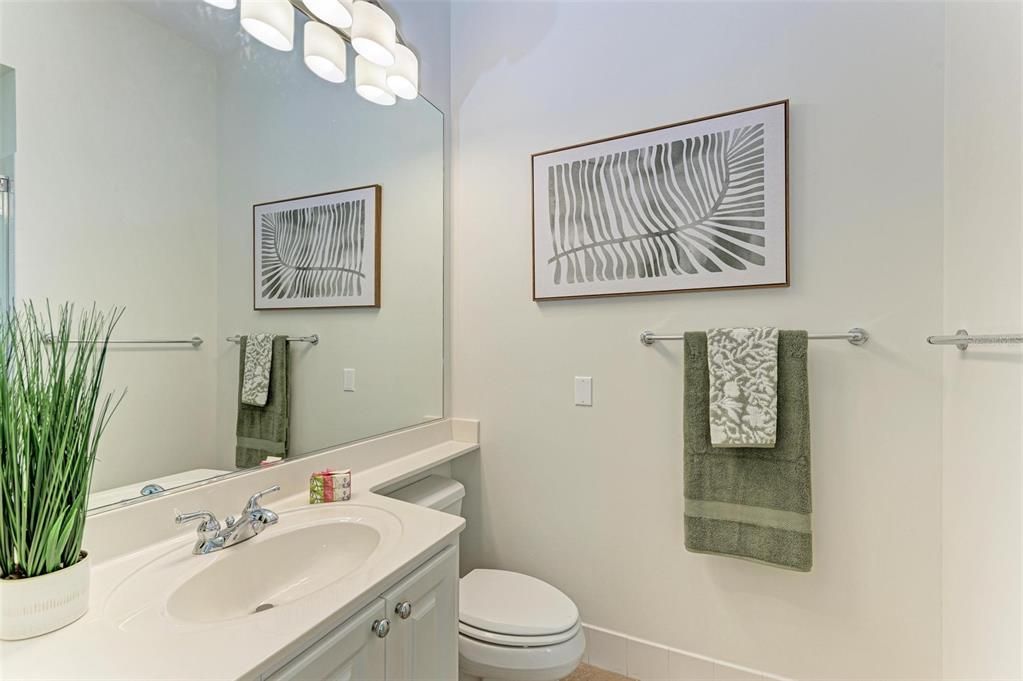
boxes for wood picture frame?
[531,101,789,301]
[253,184,382,310]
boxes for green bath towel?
[683,330,812,571]
[235,335,289,469]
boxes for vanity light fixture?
[304,21,347,83]
[386,43,418,100]
[240,0,295,51]
[350,0,396,67]
[208,0,413,106]
[355,55,396,106]
[304,0,354,29]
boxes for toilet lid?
[459,569,579,637]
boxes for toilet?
[387,475,586,681]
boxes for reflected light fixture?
[304,22,347,83]
[385,43,418,100]
[350,0,396,67]
[203,0,238,8]
[240,0,295,51]
[355,55,396,106]
[304,0,354,29]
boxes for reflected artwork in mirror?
[254,185,382,309]
[0,0,444,511]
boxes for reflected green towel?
[684,330,812,571]
[236,335,289,469]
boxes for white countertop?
[0,422,479,681]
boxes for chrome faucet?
[176,485,280,555]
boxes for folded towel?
[236,335,289,469]
[683,330,812,571]
[241,333,274,407]
[708,327,779,448]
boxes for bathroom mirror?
[0,0,444,510]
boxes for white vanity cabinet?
[382,545,459,681]
[262,545,458,681]
[264,599,387,681]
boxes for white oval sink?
[103,504,403,631]
[167,521,381,624]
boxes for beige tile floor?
[564,663,635,681]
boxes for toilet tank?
[386,475,465,516]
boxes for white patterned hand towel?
[241,333,274,407]
[707,327,779,448]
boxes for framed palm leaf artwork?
[531,101,788,301]
[253,185,381,309]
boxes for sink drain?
[254,603,275,613]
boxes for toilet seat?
[459,569,579,641]
[458,618,582,648]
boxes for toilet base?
[458,628,585,681]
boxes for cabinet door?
[265,599,387,681]
[382,545,459,681]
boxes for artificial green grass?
[0,302,122,579]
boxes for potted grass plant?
[0,302,122,640]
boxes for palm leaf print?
[546,124,766,284]
[260,199,366,299]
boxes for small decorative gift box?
[309,469,352,504]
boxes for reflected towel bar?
[43,334,203,348]
[926,330,1023,351]
[640,327,870,346]
[226,334,319,345]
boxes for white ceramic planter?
[0,552,90,640]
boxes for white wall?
[941,2,1023,678]
[449,2,946,678]
[0,1,220,491]
[388,0,451,116]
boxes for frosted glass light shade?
[385,44,418,100]
[305,0,353,29]
[355,56,396,106]
[240,0,294,51]
[304,22,347,83]
[351,1,396,67]
[203,0,237,8]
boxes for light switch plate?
[574,376,593,406]
[343,368,356,392]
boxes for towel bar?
[42,334,203,348]
[640,327,869,346]
[226,334,319,345]
[926,330,1023,351]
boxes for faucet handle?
[176,510,221,533]
[244,485,281,513]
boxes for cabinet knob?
[371,618,391,638]
[395,601,412,619]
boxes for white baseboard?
[581,624,792,681]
